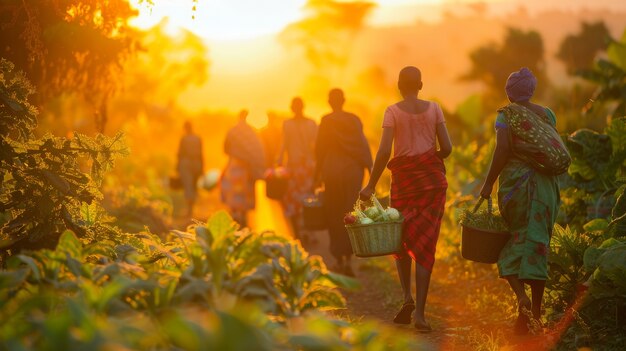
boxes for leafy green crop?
[0,212,424,350]
[459,208,509,233]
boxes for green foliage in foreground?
[0,211,424,350]
[546,203,626,350]
[0,58,128,255]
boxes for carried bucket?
[265,168,289,200]
[461,197,512,264]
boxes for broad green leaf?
[607,30,626,71]
[583,218,609,232]
[288,335,333,349]
[323,271,361,290]
[216,311,272,351]
[14,255,41,281]
[568,158,596,180]
[0,268,28,290]
[96,278,130,312]
[583,246,603,271]
[56,230,82,258]
[599,237,623,249]
[160,312,214,350]
[207,211,238,240]
[194,225,213,247]
[606,117,626,155]
[80,202,100,226]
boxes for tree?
[462,27,546,105]
[280,0,375,69]
[0,0,139,132]
[113,20,209,126]
[557,21,612,75]
[0,59,127,255]
[579,29,626,118]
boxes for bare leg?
[186,199,194,218]
[395,255,413,304]
[414,263,432,327]
[505,275,529,302]
[528,280,545,320]
[333,255,344,272]
[505,275,531,334]
[240,211,248,228]
[393,255,415,324]
[290,215,302,241]
[232,211,247,228]
[343,255,355,276]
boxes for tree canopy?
[462,27,546,104]
[0,0,139,131]
[557,21,612,75]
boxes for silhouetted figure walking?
[315,88,372,276]
[177,120,204,218]
[260,111,282,168]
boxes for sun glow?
[130,0,307,41]
[129,1,457,41]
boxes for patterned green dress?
[495,108,560,281]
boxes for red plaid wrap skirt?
[388,150,447,272]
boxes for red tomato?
[343,213,357,224]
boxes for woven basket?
[346,220,403,258]
[461,197,512,264]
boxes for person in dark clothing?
[315,88,373,276]
[260,111,282,168]
[177,120,204,218]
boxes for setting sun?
[129,0,458,40]
[130,0,307,40]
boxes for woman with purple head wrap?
[479,67,563,335]
[505,67,537,102]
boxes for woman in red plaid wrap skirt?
[360,66,452,332]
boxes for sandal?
[414,322,433,333]
[393,302,415,324]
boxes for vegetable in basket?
[459,207,509,232]
[344,195,402,225]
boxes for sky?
[129,0,497,41]
[130,0,626,41]
[128,0,626,127]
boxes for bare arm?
[479,127,511,198]
[360,127,394,200]
[435,122,452,159]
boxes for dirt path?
[304,231,556,350]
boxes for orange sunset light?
[128,0,470,41]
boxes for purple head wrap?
[505,67,537,102]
